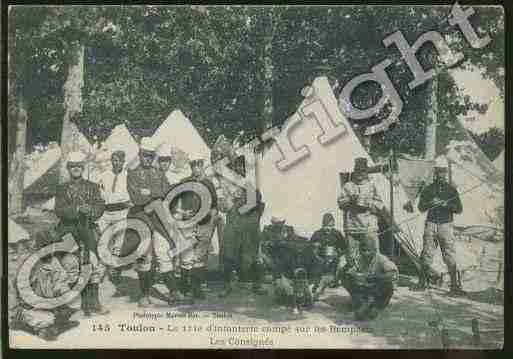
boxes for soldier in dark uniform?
[54,151,109,317]
[412,159,465,296]
[309,213,349,297]
[178,159,219,300]
[219,187,266,298]
[127,138,184,307]
[260,217,314,314]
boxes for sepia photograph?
[5,4,505,349]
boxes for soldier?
[156,144,190,183]
[260,216,314,314]
[261,216,296,243]
[178,159,219,300]
[156,144,190,301]
[338,157,384,264]
[309,213,349,297]
[127,138,184,307]
[340,237,398,321]
[219,187,267,298]
[96,148,131,297]
[412,158,465,296]
[54,151,109,317]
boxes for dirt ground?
[9,239,503,349]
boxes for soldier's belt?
[105,201,131,212]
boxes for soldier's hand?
[431,197,445,207]
[78,204,92,215]
[111,246,122,256]
[140,188,151,196]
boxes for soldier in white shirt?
[96,149,132,296]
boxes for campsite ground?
[10,232,504,349]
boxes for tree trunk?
[59,41,85,183]
[425,72,438,161]
[10,95,28,214]
[255,9,274,133]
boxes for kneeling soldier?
[340,237,398,321]
[309,213,349,297]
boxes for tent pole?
[389,147,395,257]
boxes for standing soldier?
[54,151,109,317]
[127,138,184,307]
[96,148,131,297]
[338,158,384,264]
[219,187,267,298]
[179,159,219,300]
[412,158,465,296]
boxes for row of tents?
[14,77,504,277]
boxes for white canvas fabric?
[8,218,29,244]
[255,76,480,273]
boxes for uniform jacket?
[310,227,348,258]
[338,179,384,234]
[126,164,171,240]
[179,175,218,225]
[418,181,462,224]
[222,190,265,260]
[55,179,105,254]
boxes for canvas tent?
[9,218,29,243]
[437,119,503,229]
[151,110,220,264]
[255,77,481,274]
[23,145,61,190]
[151,110,212,164]
[493,151,504,173]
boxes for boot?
[109,268,123,297]
[180,269,195,303]
[91,283,110,315]
[411,267,428,291]
[448,269,466,297]
[219,269,234,298]
[37,326,59,341]
[164,272,192,305]
[354,298,372,321]
[252,283,267,295]
[366,306,380,320]
[191,268,206,300]
[137,271,153,307]
[81,284,93,317]
[251,262,267,295]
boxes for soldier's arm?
[89,183,106,221]
[310,230,321,243]
[369,257,398,283]
[55,185,80,221]
[417,185,432,213]
[335,230,349,255]
[127,170,151,206]
[337,183,354,210]
[370,184,385,213]
[447,186,463,214]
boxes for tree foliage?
[8,5,504,158]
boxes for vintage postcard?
[6,4,504,350]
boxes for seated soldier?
[308,213,348,297]
[9,235,80,341]
[340,237,398,321]
[261,217,313,314]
